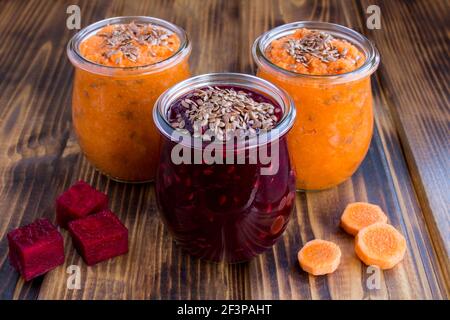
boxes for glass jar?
[253,21,380,190]
[67,16,191,182]
[153,73,296,262]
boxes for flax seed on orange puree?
[265,28,364,75]
[72,21,190,182]
[257,28,372,190]
[79,22,180,67]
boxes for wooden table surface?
[0,0,448,300]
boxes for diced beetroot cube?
[56,180,108,228]
[68,210,128,265]
[7,218,65,281]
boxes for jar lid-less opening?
[153,73,296,151]
[67,16,191,76]
[252,21,380,83]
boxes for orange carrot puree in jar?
[253,22,380,190]
[67,17,191,182]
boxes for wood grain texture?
[0,0,448,300]
[359,0,450,289]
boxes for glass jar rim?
[67,16,191,76]
[153,73,296,150]
[252,21,380,83]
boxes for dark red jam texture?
[56,180,108,228]
[68,210,128,265]
[168,85,283,135]
[7,218,65,281]
[158,86,295,262]
[156,138,296,262]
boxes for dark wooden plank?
[359,0,450,291]
[0,0,447,300]
[0,0,82,299]
[0,0,250,300]
[240,0,447,299]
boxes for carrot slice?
[298,239,341,276]
[340,202,388,236]
[355,223,406,270]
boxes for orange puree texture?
[257,28,372,190]
[80,22,180,67]
[72,22,190,182]
[265,29,364,75]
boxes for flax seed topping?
[265,28,365,75]
[286,31,345,65]
[79,21,180,67]
[168,86,282,141]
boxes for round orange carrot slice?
[340,202,388,236]
[298,239,341,276]
[355,223,406,270]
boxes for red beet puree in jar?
[153,73,296,262]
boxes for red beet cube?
[68,210,128,265]
[7,218,65,281]
[56,180,108,228]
